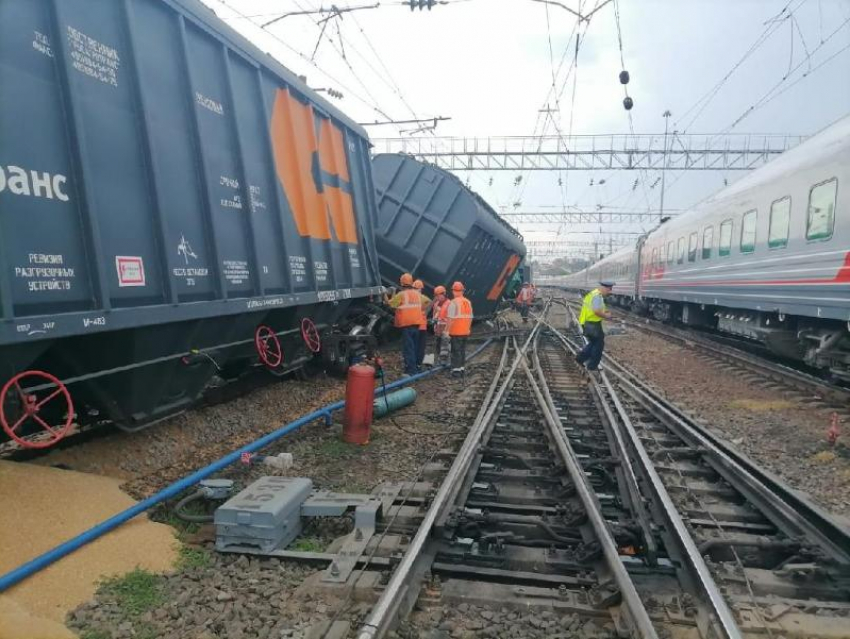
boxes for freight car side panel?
[0,1,95,313]
[0,0,381,343]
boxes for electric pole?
[659,110,672,224]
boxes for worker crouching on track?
[413,279,430,369]
[575,281,614,375]
[516,282,534,323]
[429,285,451,365]
[388,273,424,376]
[443,281,473,376]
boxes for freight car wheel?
[301,318,321,353]
[254,325,284,368]
[0,371,74,449]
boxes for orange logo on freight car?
[486,254,521,301]
[270,89,358,244]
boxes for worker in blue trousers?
[575,281,614,375]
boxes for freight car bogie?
[0,302,379,446]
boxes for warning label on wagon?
[116,256,145,287]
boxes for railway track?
[578,299,850,412]
[334,300,850,639]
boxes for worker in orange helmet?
[441,281,474,376]
[412,279,430,369]
[428,285,451,365]
[387,272,423,375]
[516,282,534,323]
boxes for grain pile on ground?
[0,461,176,639]
[607,329,850,519]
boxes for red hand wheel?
[254,325,283,368]
[1,371,74,449]
[301,318,321,353]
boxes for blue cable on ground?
[0,339,493,593]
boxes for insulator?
[619,70,630,85]
[623,96,634,111]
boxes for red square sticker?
[115,256,145,287]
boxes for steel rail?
[616,313,850,405]
[545,321,743,639]
[355,314,546,639]
[599,350,850,563]
[524,338,660,639]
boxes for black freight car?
[371,154,526,317]
[0,0,383,447]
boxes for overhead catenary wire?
[214,0,395,121]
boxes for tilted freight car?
[371,154,526,317]
[0,0,384,447]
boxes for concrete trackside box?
[0,0,382,346]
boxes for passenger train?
[555,115,850,380]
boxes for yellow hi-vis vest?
[578,289,605,325]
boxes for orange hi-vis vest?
[516,287,533,304]
[396,289,423,328]
[445,294,473,336]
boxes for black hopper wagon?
[371,153,526,318]
[0,0,384,448]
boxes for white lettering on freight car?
[349,247,360,269]
[32,31,53,57]
[314,260,328,283]
[14,253,75,293]
[0,165,69,202]
[247,297,286,310]
[223,260,249,285]
[196,92,224,115]
[249,185,266,212]
[317,289,352,302]
[67,26,120,87]
[82,316,106,328]
[289,255,307,284]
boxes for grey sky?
[205,0,850,261]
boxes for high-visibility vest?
[578,289,605,325]
[445,294,473,336]
[395,289,423,328]
[516,287,533,304]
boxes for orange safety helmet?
[399,272,413,286]
[413,279,424,289]
[434,285,446,295]
[452,281,464,292]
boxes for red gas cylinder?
[343,363,375,445]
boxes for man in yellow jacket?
[575,281,614,373]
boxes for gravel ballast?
[607,328,850,519]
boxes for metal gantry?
[499,210,680,224]
[370,133,805,171]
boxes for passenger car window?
[740,209,757,253]
[719,219,733,256]
[688,232,698,262]
[702,226,713,259]
[677,237,685,264]
[666,241,674,265]
[807,178,837,241]
[768,197,791,249]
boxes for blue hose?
[0,339,493,593]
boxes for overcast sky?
[204,0,850,261]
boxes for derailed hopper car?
[0,0,383,447]
[371,154,526,317]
